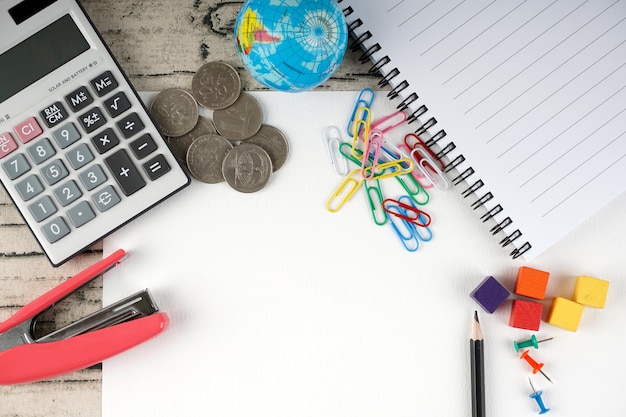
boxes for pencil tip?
[474,310,479,322]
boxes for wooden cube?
[515,266,550,300]
[509,299,543,331]
[546,297,584,332]
[573,275,609,308]
[470,276,510,313]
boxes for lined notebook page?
[345,0,626,259]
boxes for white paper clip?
[410,147,450,190]
[323,126,349,176]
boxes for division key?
[104,149,146,196]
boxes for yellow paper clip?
[323,126,349,176]
[362,158,414,180]
[386,204,420,252]
[410,147,450,190]
[364,179,387,225]
[351,107,371,159]
[326,169,364,213]
[370,111,407,135]
[346,88,375,137]
[361,129,384,180]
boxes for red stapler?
[0,249,168,385]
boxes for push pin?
[520,350,552,383]
[528,378,551,414]
[514,335,554,352]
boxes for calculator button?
[67,201,95,228]
[92,185,121,212]
[130,133,157,159]
[79,107,107,133]
[14,117,42,143]
[53,180,82,207]
[28,195,57,222]
[41,216,70,243]
[116,112,144,139]
[66,143,94,170]
[16,174,44,201]
[90,71,118,97]
[104,149,146,196]
[65,86,94,112]
[104,91,131,118]
[0,132,18,159]
[143,154,171,181]
[79,164,107,191]
[41,159,69,186]
[40,101,69,128]
[91,128,120,154]
[27,138,56,165]
[2,153,30,180]
[52,122,82,149]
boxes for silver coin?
[167,116,217,163]
[186,134,234,183]
[192,61,241,110]
[150,88,199,137]
[213,93,263,141]
[222,143,272,193]
[245,125,289,172]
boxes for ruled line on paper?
[407,0,468,44]
[388,0,406,13]
[398,0,434,27]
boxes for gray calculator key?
[53,180,82,207]
[2,153,30,179]
[52,122,81,149]
[67,201,95,228]
[28,195,57,222]
[42,216,70,243]
[105,149,145,195]
[41,159,69,186]
[66,143,94,170]
[15,174,44,201]
[27,138,56,165]
[79,164,107,191]
[92,185,121,212]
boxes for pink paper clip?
[361,129,384,180]
[370,111,407,135]
[410,147,450,190]
[382,198,432,227]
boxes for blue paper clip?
[364,179,387,226]
[398,196,434,242]
[386,203,420,252]
[323,126,349,176]
[346,88,375,137]
[410,147,450,190]
[326,169,364,213]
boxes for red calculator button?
[14,117,43,143]
[0,132,18,159]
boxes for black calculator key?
[104,91,131,118]
[65,86,94,112]
[91,128,120,154]
[105,149,146,196]
[78,107,107,133]
[143,154,170,181]
[116,112,144,139]
[130,133,157,159]
[40,102,69,128]
[90,71,118,97]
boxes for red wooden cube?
[509,299,543,331]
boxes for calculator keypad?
[0,70,184,257]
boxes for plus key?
[104,149,146,196]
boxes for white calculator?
[0,0,190,266]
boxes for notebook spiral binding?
[340,1,531,259]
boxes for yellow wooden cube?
[573,275,609,308]
[546,297,584,332]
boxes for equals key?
[105,149,146,196]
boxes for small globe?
[234,0,348,92]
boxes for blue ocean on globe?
[235,0,348,92]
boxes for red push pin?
[520,350,552,383]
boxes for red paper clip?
[382,198,432,227]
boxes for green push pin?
[514,335,554,352]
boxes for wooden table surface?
[0,1,379,415]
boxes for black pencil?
[471,311,485,417]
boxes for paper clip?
[364,179,387,225]
[398,143,433,189]
[361,129,384,180]
[339,141,363,167]
[370,111,407,135]
[404,133,444,169]
[386,204,420,252]
[323,126,349,176]
[383,198,431,227]
[395,171,430,205]
[411,147,450,190]
[362,158,414,180]
[326,169,364,213]
[399,194,434,242]
[346,88,375,137]
[351,107,371,159]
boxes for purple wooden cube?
[470,276,510,313]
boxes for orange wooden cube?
[515,266,550,300]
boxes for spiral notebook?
[340,0,626,260]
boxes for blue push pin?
[528,378,550,414]
[514,335,554,352]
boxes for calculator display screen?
[0,14,90,103]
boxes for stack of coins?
[149,61,289,193]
